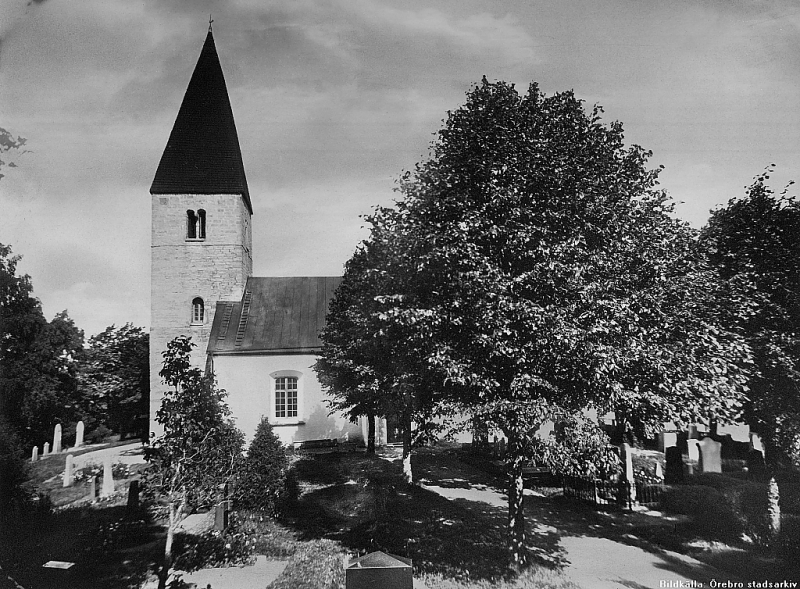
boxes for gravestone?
[101,456,115,497]
[659,431,678,453]
[688,424,700,439]
[31,446,39,462]
[750,433,765,456]
[654,461,664,481]
[53,423,62,454]
[88,476,97,501]
[43,442,50,456]
[75,421,85,448]
[63,454,74,487]
[619,443,636,505]
[747,449,767,481]
[687,439,701,463]
[499,437,506,459]
[699,438,722,473]
[126,480,140,514]
[345,551,412,589]
[664,446,684,484]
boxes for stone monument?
[699,438,722,473]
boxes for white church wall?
[210,353,363,446]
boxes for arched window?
[198,209,206,239]
[187,210,198,239]
[191,297,204,324]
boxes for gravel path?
[417,452,743,589]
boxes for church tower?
[149,29,253,436]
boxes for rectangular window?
[275,377,298,418]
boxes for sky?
[1,0,799,338]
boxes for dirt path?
[415,451,742,589]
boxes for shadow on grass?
[0,503,163,589]
[282,452,568,583]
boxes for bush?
[234,418,288,514]
[778,514,800,565]
[661,474,772,543]
[172,513,255,572]
[0,417,30,510]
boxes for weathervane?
[208,14,214,32]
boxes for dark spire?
[151,30,253,215]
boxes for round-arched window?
[191,297,204,324]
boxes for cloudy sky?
[1,0,799,338]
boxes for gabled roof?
[208,276,342,354]
[150,31,253,214]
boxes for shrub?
[172,513,255,571]
[778,514,800,565]
[234,418,288,514]
[0,417,29,510]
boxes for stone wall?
[149,192,252,437]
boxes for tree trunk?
[402,412,413,485]
[158,502,178,589]
[367,410,376,455]
[507,441,527,568]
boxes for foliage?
[0,127,27,181]
[172,513,255,572]
[320,78,752,564]
[78,324,149,440]
[536,416,620,479]
[142,335,244,589]
[701,170,800,468]
[0,242,85,448]
[267,539,346,589]
[0,415,30,509]
[234,417,288,514]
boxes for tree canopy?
[701,170,800,466]
[317,78,753,565]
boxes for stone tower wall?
[149,192,252,437]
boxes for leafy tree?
[701,170,800,467]
[143,336,244,589]
[333,79,752,565]
[234,417,288,514]
[0,127,27,181]
[0,415,29,511]
[79,324,149,440]
[1,244,84,447]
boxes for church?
[148,28,370,446]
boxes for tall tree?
[332,79,752,566]
[143,336,244,589]
[1,244,84,446]
[701,170,800,467]
[79,324,149,440]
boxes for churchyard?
[2,426,800,589]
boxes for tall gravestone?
[747,449,766,481]
[750,433,765,456]
[654,460,664,481]
[699,438,722,473]
[101,456,115,497]
[687,439,701,463]
[43,442,50,456]
[664,446,684,484]
[75,421,85,448]
[63,454,74,488]
[31,446,39,463]
[620,443,636,505]
[126,480,140,514]
[88,476,97,502]
[53,423,62,454]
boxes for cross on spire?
[208,14,214,32]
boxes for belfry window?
[187,210,206,240]
[187,210,198,239]
[198,209,206,239]
[191,297,204,324]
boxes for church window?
[191,297,204,324]
[187,210,198,239]
[275,376,298,418]
[198,209,206,239]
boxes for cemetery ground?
[2,442,799,589]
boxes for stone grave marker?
[664,446,684,484]
[126,480,140,514]
[750,433,765,456]
[747,449,767,481]
[75,420,85,448]
[43,442,50,456]
[620,443,636,504]
[88,475,97,501]
[63,454,74,487]
[345,551,412,589]
[654,461,664,481]
[699,438,722,473]
[687,439,701,463]
[53,423,62,454]
[659,431,678,453]
[101,455,115,497]
[31,445,39,462]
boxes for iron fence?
[562,475,666,510]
